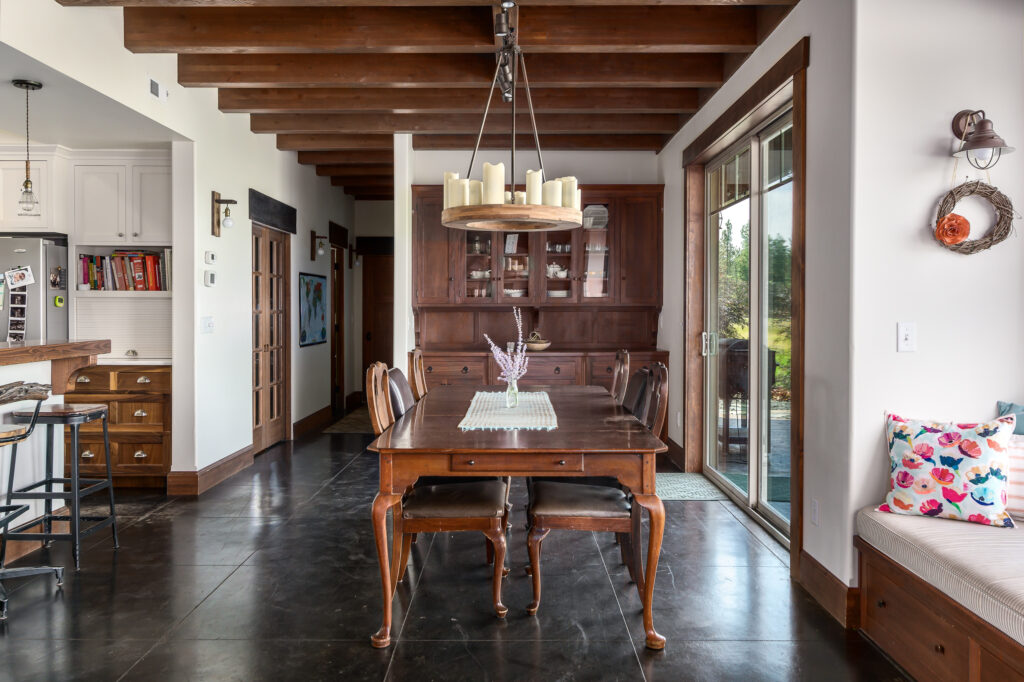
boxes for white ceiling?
[0,43,176,149]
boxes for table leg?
[633,493,666,650]
[371,492,402,648]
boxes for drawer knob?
[426,366,433,373]
[606,366,613,374]
[76,376,91,383]
[461,366,469,374]
[134,409,148,417]
[134,450,148,459]
[876,599,886,608]
[554,366,561,374]
[558,460,566,466]
[467,460,475,466]
[82,450,95,459]
[934,644,944,655]
[136,376,152,384]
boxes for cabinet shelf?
[75,290,172,298]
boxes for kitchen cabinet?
[131,165,172,245]
[0,160,48,229]
[75,165,127,244]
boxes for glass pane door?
[465,231,495,302]
[499,231,531,302]
[542,231,576,302]
[581,203,612,299]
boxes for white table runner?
[458,391,558,431]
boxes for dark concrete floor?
[0,433,906,681]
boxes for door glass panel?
[253,352,261,388]
[543,231,574,301]
[581,204,611,299]
[759,119,794,524]
[253,392,261,428]
[465,231,494,301]
[501,231,530,301]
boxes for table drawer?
[115,371,170,392]
[117,401,163,425]
[116,441,165,468]
[450,453,583,473]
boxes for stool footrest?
[10,478,110,501]
[6,515,115,541]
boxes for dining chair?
[610,350,630,405]
[408,349,429,401]
[365,362,512,617]
[524,362,668,615]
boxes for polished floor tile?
[0,432,905,681]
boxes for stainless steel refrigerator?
[0,235,68,343]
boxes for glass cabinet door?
[498,231,532,302]
[542,230,576,302]
[464,230,496,302]
[581,203,612,300]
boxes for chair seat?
[0,424,29,438]
[12,403,107,423]
[530,481,631,519]
[403,480,508,519]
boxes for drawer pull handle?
[876,599,886,608]
[82,450,95,459]
[426,366,433,373]
[76,376,91,383]
[558,460,566,466]
[134,409,148,417]
[133,451,148,459]
[554,366,561,374]
[934,644,944,655]
[125,349,138,358]
[136,376,152,384]
[467,460,475,466]
[606,366,613,374]
[461,366,469,374]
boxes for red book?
[145,255,159,291]
[130,257,146,291]
[113,257,126,291]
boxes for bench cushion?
[857,506,1024,645]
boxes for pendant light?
[12,80,43,213]
[440,4,582,232]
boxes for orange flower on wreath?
[935,213,970,245]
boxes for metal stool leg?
[101,415,118,549]
[43,424,53,540]
[68,424,81,571]
[0,443,17,568]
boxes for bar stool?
[1,504,63,620]
[4,403,118,570]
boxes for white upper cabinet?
[131,166,172,245]
[0,160,48,229]
[75,165,127,244]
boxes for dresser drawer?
[117,401,163,425]
[116,441,165,469]
[521,357,579,384]
[450,453,583,473]
[64,437,109,467]
[422,358,486,387]
[115,371,170,392]
[588,354,617,390]
[70,367,113,391]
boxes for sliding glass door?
[704,109,793,535]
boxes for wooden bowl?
[526,341,551,351]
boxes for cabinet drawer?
[863,561,968,682]
[115,371,170,392]
[64,438,109,467]
[519,357,579,385]
[450,453,583,473]
[117,401,163,425]
[588,354,616,389]
[422,358,486,386]
[70,368,113,391]
[116,441,165,468]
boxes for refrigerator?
[0,235,68,343]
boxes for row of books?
[78,249,172,291]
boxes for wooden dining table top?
[368,384,668,455]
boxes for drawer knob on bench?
[82,450,95,459]
[136,376,152,384]
[134,409,148,417]
[76,376,91,383]
[134,451,148,459]
[876,599,886,608]
[934,644,944,655]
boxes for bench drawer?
[450,453,583,473]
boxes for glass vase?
[505,379,519,408]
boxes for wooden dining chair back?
[366,362,394,436]
[610,350,630,405]
[643,363,669,437]
[387,368,417,420]
[621,366,651,422]
[408,349,428,401]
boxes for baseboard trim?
[4,506,71,564]
[167,444,255,496]
[797,550,860,629]
[345,391,364,412]
[665,437,688,472]
[293,405,332,439]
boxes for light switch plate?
[204,251,217,265]
[897,321,917,352]
[200,316,215,334]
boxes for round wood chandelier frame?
[442,204,582,232]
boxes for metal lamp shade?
[953,116,1014,170]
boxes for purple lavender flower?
[483,307,529,383]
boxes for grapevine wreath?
[934,180,1013,254]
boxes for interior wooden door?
[362,253,394,372]
[253,224,290,452]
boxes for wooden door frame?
[329,221,349,417]
[252,221,292,448]
[680,37,808,577]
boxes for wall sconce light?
[310,230,328,260]
[211,192,237,237]
[951,110,1014,170]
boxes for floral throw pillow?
[878,413,1017,527]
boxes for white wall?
[655,0,856,579]
[1,1,352,470]
[845,0,1024,582]
[393,135,415,371]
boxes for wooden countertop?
[0,339,111,366]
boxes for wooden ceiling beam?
[62,1,797,7]
[179,53,723,88]
[124,6,755,54]
[252,112,683,135]
[331,177,393,187]
[411,133,670,151]
[297,150,394,165]
[219,87,700,114]
[315,164,393,177]
[277,134,394,151]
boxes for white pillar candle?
[450,178,469,208]
[505,191,513,204]
[542,180,563,207]
[575,188,582,210]
[482,162,505,205]
[468,180,483,206]
[514,191,526,205]
[442,171,459,209]
[525,169,543,205]
[561,176,578,208]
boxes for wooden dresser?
[63,364,171,488]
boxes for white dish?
[503,289,526,297]
[548,290,571,298]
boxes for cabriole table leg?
[633,493,666,650]
[371,492,402,648]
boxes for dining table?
[367,383,669,649]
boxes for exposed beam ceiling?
[54,0,800,200]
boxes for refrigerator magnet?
[5,266,34,289]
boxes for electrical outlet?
[897,321,917,352]
[811,499,820,526]
[200,316,215,334]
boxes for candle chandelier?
[440,3,582,232]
